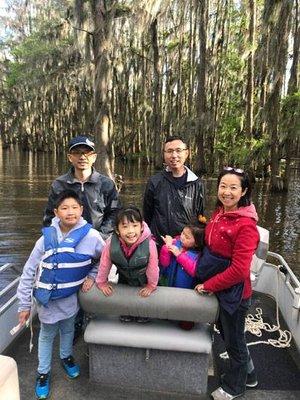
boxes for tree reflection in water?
[0,146,298,282]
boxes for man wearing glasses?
[43,135,120,240]
[143,135,205,248]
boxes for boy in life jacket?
[96,205,159,322]
[17,190,105,400]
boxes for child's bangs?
[121,212,140,224]
[116,206,143,227]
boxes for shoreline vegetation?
[0,0,299,190]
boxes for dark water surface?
[0,146,299,286]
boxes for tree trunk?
[150,18,162,169]
[195,0,208,175]
[91,0,115,178]
[245,0,255,139]
[264,0,293,191]
[283,0,299,191]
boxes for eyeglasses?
[223,166,244,174]
[164,148,188,155]
[70,150,96,157]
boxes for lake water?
[0,145,299,287]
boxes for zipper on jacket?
[208,213,221,247]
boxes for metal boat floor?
[4,292,300,400]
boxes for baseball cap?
[68,135,95,151]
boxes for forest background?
[0,0,299,191]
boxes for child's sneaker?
[211,387,243,400]
[119,315,135,322]
[135,317,150,323]
[178,321,195,330]
[61,355,80,379]
[35,372,50,399]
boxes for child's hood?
[139,221,152,242]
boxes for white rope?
[245,307,292,348]
[245,264,292,348]
[218,266,292,359]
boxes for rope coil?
[218,264,292,359]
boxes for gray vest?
[110,233,150,286]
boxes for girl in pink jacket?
[159,220,206,289]
[96,206,159,300]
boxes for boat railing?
[0,263,20,317]
[266,251,300,310]
[0,263,16,273]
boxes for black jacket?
[43,167,121,239]
[143,167,204,247]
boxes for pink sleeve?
[95,239,113,289]
[145,239,159,289]
[159,244,172,268]
[176,252,197,277]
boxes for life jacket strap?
[42,247,75,260]
[35,278,86,290]
[40,259,92,270]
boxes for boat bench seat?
[80,285,219,395]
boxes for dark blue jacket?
[197,247,244,314]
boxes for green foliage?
[280,92,300,139]
[166,39,180,51]
[6,29,75,87]
[0,0,297,168]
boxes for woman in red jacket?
[195,167,259,400]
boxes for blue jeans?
[218,298,254,396]
[38,314,76,374]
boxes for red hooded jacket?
[203,204,259,299]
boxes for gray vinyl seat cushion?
[79,284,219,323]
[84,317,213,354]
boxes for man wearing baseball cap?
[43,135,121,239]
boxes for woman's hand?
[139,286,155,297]
[18,310,30,326]
[81,277,94,292]
[99,283,114,296]
[194,284,212,295]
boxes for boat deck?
[4,293,300,400]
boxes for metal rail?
[0,277,20,298]
[0,294,18,316]
[266,251,300,309]
[0,263,20,316]
[267,251,300,287]
[0,263,13,273]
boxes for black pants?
[218,298,254,396]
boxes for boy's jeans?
[38,314,76,374]
[218,298,254,396]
